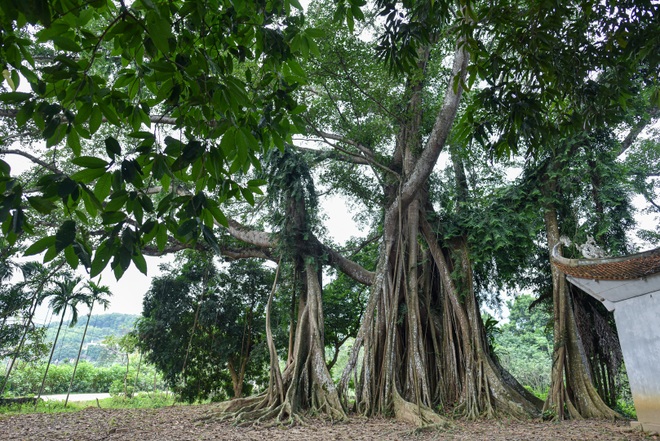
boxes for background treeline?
[41,313,138,365]
[4,360,165,396]
[0,250,635,417]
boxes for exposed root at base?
[392,392,450,428]
[194,395,344,428]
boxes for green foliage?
[0,392,175,415]
[460,0,659,158]
[323,238,376,368]
[263,146,320,261]
[43,313,138,364]
[2,360,165,396]
[138,252,276,402]
[0,258,52,363]
[624,135,660,246]
[494,294,553,394]
[0,0,315,277]
[97,392,176,409]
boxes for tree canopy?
[1,0,659,427]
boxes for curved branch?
[290,143,370,165]
[617,106,659,157]
[311,130,376,162]
[321,242,375,286]
[394,40,469,214]
[0,148,59,173]
[226,219,275,249]
[141,238,275,261]
[225,219,374,284]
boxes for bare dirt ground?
[0,403,657,441]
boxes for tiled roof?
[552,247,660,281]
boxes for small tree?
[0,261,57,396]
[35,274,86,402]
[496,295,553,395]
[103,333,138,397]
[138,253,276,402]
[65,281,112,406]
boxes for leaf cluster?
[459,0,659,158]
[137,252,275,402]
[1,0,318,278]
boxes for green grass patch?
[0,392,177,417]
[96,392,177,409]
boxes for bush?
[615,399,636,419]
[2,360,166,396]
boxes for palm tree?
[35,274,86,404]
[65,280,112,407]
[0,262,58,396]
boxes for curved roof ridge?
[551,245,660,281]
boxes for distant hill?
[44,313,139,365]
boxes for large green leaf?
[55,220,76,252]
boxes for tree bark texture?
[338,37,540,423]
[543,206,620,420]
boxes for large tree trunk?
[223,262,345,424]
[422,221,542,419]
[543,206,620,420]
[337,32,540,419]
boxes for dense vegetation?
[1,307,167,397]
[494,295,553,397]
[4,359,165,396]
[1,0,658,428]
[42,313,138,364]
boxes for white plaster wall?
[615,293,660,427]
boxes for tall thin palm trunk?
[65,303,94,407]
[35,310,67,406]
[123,352,130,397]
[133,351,143,395]
[0,292,41,396]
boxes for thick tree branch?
[399,42,469,209]
[226,219,275,249]
[0,148,59,173]
[141,241,275,261]
[322,243,375,286]
[310,130,376,161]
[290,143,370,165]
[617,106,659,157]
[385,39,469,226]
